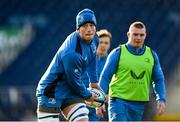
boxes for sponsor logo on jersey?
[130,70,145,80]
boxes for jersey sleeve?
[99,47,121,94]
[151,50,166,102]
[86,55,98,84]
[62,52,92,99]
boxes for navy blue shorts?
[37,95,84,113]
[109,97,146,121]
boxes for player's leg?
[127,103,145,121]
[87,106,99,121]
[61,98,89,122]
[108,97,127,121]
[37,96,61,122]
[99,103,108,121]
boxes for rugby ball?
[86,88,106,108]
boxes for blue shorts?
[109,97,146,121]
[37,95,84,113]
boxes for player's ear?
[144,32,147,38]
[127,31,130,38]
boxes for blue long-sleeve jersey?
[82,54,108,87]
[99,43,166,102]
[36,31,98,99]
[97,55,108,79]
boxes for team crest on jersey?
[144,58,150,63]
[48,98,56,104]
[74,69,78,73]
[91,43,96,54]
[112,113,117,120]
[84,56,87,61]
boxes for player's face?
[127,26,146,50]
[78,23,96,44]
[97,36,111,56]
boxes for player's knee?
[37,112,59,122]
[66,103,89,121]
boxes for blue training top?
[36,31,98,99]
[99,43,166,102]
[97,55,108,80]
[83,51,108,87]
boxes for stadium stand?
[0,0,179,120]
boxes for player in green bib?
[98,21,166,121]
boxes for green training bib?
[109,44,154,101]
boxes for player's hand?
[89,83,101,89]
[89,83,105,94]
[85,93,98,106]
[157,101,166,115]
[96,105,106,118]
[105,95,109,103]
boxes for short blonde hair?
[97,29,112,40]
[129,21,146,30]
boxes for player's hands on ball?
[85,88,106,108]
[85,93,98,106]
[89,83,103,92]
